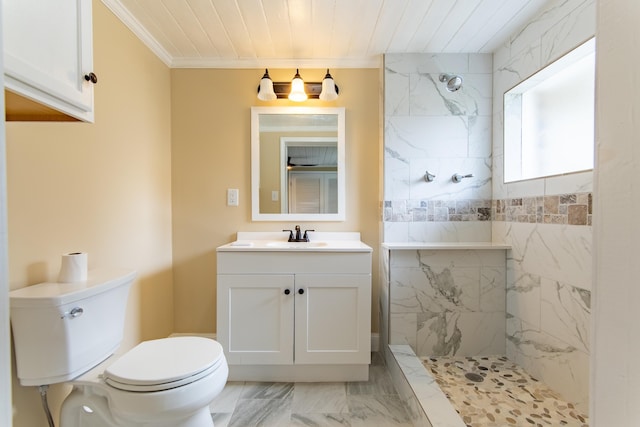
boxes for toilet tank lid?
[9,268,137,308]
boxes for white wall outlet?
[227,189,239,206]
[271,190,279,201]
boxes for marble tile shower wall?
[383,52,493,243]
[381,0,594,413]
[491,0,595,412]
[388,249,506,358]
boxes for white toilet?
[9,268,228,427]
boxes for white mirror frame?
[251,106,346,221]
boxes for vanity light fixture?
[256,69,340,102]
[319,69,338,101]
[289,69,308,101]
[257,69,277,101]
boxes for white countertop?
[382,242,511,250]
[217,231,372,253]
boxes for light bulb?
[288,69,307,102]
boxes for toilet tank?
[9,268,137,386]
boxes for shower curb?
[385,344,466,427]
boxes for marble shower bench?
[380,242,511,359]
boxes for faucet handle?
[282,229,294,241]
[303,229,315,242]
[452,173,474,183]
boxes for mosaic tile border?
[493,193,592,226]
[383,199,492,223]
[383,193,592,226]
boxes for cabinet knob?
[298,288,305,295]
[284,289,291,295]
[84,72,98,84]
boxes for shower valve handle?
[452,173,473,183]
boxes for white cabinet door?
[217,275,294,365]
[3,0,95,121]
[294,274,371,365]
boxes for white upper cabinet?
[3,0,95,122]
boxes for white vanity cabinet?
[3,0,95,121]
[217,233,372,381]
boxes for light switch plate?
[227,189,239,206]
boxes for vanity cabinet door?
[294,274,371,365]
[217,274,294,365]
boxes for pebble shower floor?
[422,355,589,427]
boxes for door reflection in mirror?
[252,107,345,221]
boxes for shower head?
[439,73,463,92]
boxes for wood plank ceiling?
[102,0,549,68]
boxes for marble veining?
[506,315,590,410]
[209,353,413,427]
[389,249,506,357]
[384,52,493,231]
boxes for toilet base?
[61,387,215,427]
[171,407,214,427]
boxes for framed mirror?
[251,106,346,221]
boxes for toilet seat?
[103,337,224,392]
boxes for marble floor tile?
[347,365,396,396]
[213,353,412,427]
[240,381,294,400]
[228,398,293,427]
[292,382,348,413]
[289,413,354,426]
[347,395,412,426]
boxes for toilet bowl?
[61,336,228,427]
[9,268,229,427]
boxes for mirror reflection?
[251,107,345,221]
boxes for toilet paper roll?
[58,252,88,283]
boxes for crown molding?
[100,0,173,67]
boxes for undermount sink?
[265,241,328,248]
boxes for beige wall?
[5,5,381,425]
[6,1,174,426]
[170,68,381,334]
